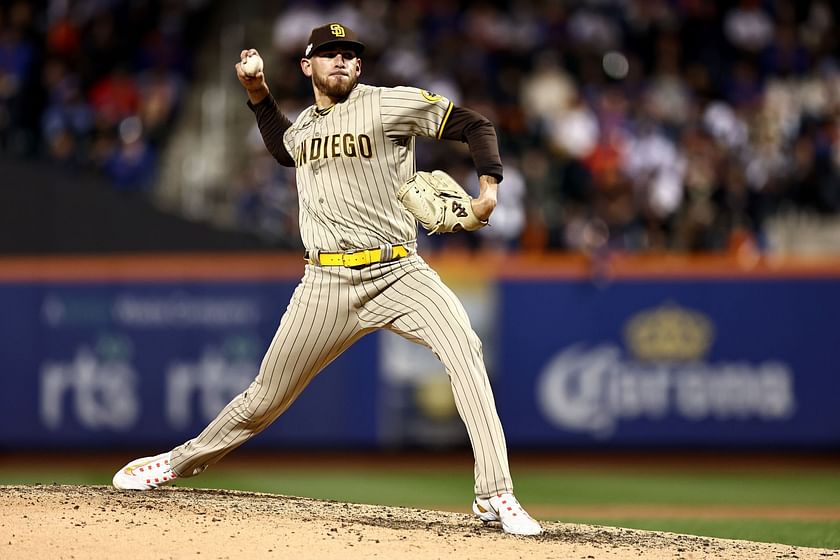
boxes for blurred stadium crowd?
[3,0,840,252]
[0,0,209,189]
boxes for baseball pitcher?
[113,22,542,537]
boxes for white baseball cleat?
[112,452,178,490]
[472,492,543,536]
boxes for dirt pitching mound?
[1,485,837,559]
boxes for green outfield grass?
[3,463,839,549]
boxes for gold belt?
[308,244,409,267]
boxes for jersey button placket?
[313,130,320,175]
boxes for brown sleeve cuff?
[247,96,295,167]
[438,105,503,183]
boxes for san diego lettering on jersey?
[294,133,373,167]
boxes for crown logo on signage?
[623,303,713,362]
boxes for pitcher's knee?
[236,383,286,428]
[444,331,485,370]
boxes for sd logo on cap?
[304,23,366,58]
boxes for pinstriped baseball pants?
[169,254,513,498]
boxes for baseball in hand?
[241,53,264,77]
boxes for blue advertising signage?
[496,279,840,447]
[0,282,379,448]
[2,270,839,450]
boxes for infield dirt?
[2,485,838,560]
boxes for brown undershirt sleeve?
[247,95,295,167]
[438,105,504,183]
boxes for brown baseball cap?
[304,23,366,58]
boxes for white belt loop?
[379,243,393,263]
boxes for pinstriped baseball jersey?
[166,81,515,499]
[283,84,453,252]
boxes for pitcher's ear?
[301,58,312,77]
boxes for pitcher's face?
[303,49,361,99]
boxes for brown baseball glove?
[397,170,487,234]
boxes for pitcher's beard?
[314,73,357,100]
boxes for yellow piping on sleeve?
[436,101,454,139]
